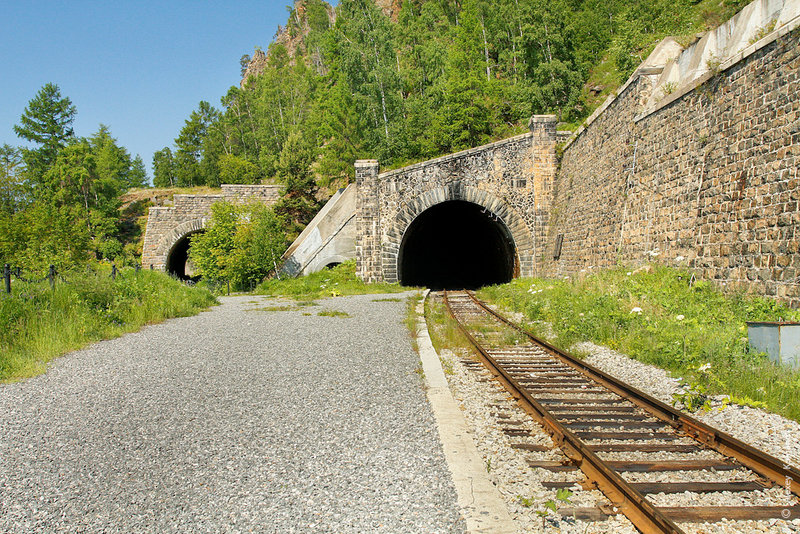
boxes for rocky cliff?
[240,0,400,86]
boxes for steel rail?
[443,291,685,534]
[464,290,800,498]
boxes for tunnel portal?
[398,201,517,290]
[166,231,203,281]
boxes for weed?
[748,19,777,45]
[440,357,455,375]
[661,81,678,97]
[247,305,297,312]
[536,489,574,524]
[317,310,350,318]
[373,297,402,302]
[517,495,535,507]
[485,457,492,473]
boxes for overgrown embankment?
[0,266,216,381]
[256,260,409,299]
[478,265,800,420]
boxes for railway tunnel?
[398,200,517,290]
[166,230,203,281]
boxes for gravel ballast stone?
[0,294,465,533]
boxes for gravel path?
[0,294,465,534]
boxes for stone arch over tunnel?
[166,230,204,281]
[155,218,207,280]
[383,184,534,287]
[398,200,518,290]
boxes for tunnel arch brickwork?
[356,117,559,283]
[142,185,281,271]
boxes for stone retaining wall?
[545,21,799,306]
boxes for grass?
[424,294,474,357]
[478,264,800,421]
[404,293,423,353]
[256,260,411,300]
[317,310,350,318]
[0,265,216,381]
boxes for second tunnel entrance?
[398,200,517,290]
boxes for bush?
[189,201,288,291]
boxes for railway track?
[442,290,800,533]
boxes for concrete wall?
[544,1,800,306]
[142,185,282,271]
[280,184,358,277]
[356,117,559,283]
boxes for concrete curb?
[416,290,520,534]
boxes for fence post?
[48,265,55,290]
[4,264,10,295]
[111,264,117,280]
[227,279,230,296]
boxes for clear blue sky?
[0,1,335,181]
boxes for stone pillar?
[528,115,558,276]
[355,160,382,283]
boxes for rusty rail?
[442,290,800,533]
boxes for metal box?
[746,322,800,368]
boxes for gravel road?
[0,294,465,533]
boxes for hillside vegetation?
[154,0,750,192]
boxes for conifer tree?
[14,83,76,183]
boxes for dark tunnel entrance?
[166,231,203,282]
[398,201,517,290]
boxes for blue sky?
[0,1,333,180]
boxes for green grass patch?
[247,305,298,312]
[0,266,216,381]
[424,294,474,357]
[478,265,800,420]
[317,310,350,318]
[256,260,410,300]
[373,297,402,302]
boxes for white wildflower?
[626,272,632,276]
[675,315,685,321]
[675,255,685,262]
[698,363,712,372]
[630,307,643,314]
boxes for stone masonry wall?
[546,25,800,307]
[356,117,558,283]
[142,185,282,271]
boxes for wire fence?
[2,263,142,296]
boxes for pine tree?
[13,83,76,183]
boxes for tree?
[174,101,221,186]
[0,145,25,214]
[152,147,176,187]
[189,201,287,290]
[129,155,149,188]
[14,83,76,182]
[217,154,261,184]
[274,130,320,233]
[188,201,238,284]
